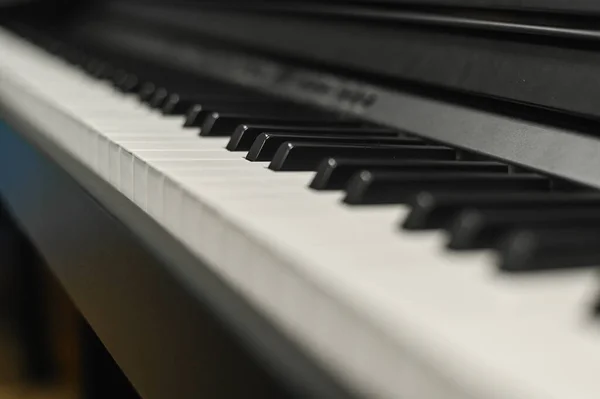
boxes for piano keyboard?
[2,26,600,399]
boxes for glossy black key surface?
[227,125,394,151]
[269,144,456,171]
[246,134,422,162]
[448,208,600,250]
[200,113,339,137]
[499,228,600,272]
[403,192,600,230]
[311,159,509,191]
[343,173,550,205]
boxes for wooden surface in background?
[0,385,77,399]
[0,265,79,399]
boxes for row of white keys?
[3,28,600,399]
[184,170,600,399]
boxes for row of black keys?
[25,29,600,273]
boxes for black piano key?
[227,125,394,151]
[77,53,95,70]
[246,134,423,162]
[162,94,196,115]
[82,58,99,73]
[343,173,550,205]
[45,40,64,55]
[403,192,600,230]
[499,228,600,272]
[455,150,492,162]
[117,74,140,93]
[269,144,456,171]
[184,102,292,126]
[138,82,157,102]
[550,178,594,192]
[62,48,86,66]
[148,88,170,109]
[164,95,276,116]
[96,64,116,80]
[200,113,339,137]
[311,159,509,191]
[110,68,127,84]
[448,208,600,250]
[85,59,111,78]
[186,105,228,127]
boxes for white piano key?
[102,135,207,141]
[97,135,111,180]
[117,140,227,151]
[163,177,184,232]
[135,149,243,161]
[133,156,148,210]
[145,161,169,220]
[119,148,135,199]
[149,159,259,169]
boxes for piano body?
[1,1,600,398]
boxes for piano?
[1,1,600,398]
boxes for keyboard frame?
[320,0,600,13]
[106,2,600,121]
